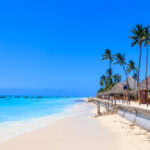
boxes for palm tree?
[127,60,138,89]
[98,75,107,94]
[106,68,112,78]
[105,68,114,90]
[129,24,145,103]
[100,75,106,89]
[127,60,136,73]
[143,26,150,106]
[113,53,130,102]
[132,72,138,90]
[102,49,113,70]
[102,49,113,90]
[100,79,104,87]
[101,75,106,82]
[113,74,121,84]
[97,88,104,93]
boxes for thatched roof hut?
[109,82,124,95]
[130,89,137,95]
[97,76,137,98]
[97,91,110,97]
[123,76,137,90]
[140,76,150,90]
[97,82,124,98]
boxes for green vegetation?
[129,24,150,103]
[99,49,122,93]
[98,24,150,103]
[129,24,145,87]
[144,26,150,83]
[113,53,129,88]
[127,60,138,89]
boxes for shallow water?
[0,97,85,142]
[0,97,83,122]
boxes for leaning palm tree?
[129,24,145,103]
[113,53,130,102]
[102,49,113,70]
[129,24,145,85]
[143,26,150,106]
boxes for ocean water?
[0,96,85,142]
[0,96,84,122]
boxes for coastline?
[0,100,150,150]
[0,99,87,143]
[0,102,115,150]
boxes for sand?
[97,114,150,150]
[0,102,150,150]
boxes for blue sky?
[0,0,149,96]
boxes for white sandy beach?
[0,102,150,150]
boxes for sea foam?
[0,101,86,143]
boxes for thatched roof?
[140,76,150,90]
[97,82,124,97]
[130,89,137,94]
[97,91,110,97]
[109,82,124,94]
[123,76,137,90]
[97,76,137,97]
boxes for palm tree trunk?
[110,61,111,70]
[133,70,136,90]
[146,44,149,106]
[109,60,112,89]
[123,65,130,104]
[109,60,112,77]
[134,74,136,90]
[138,45,142,104]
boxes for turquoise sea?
[0,96,84,122]
[0,96,85,142]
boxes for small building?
[97,76,137,100]
[123,76,137,90]
[139,76,150,104]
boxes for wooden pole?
[139,85,141,105]
[97,103,100,116]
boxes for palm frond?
[102,49,113,62]
[129,24,145,47]
[131,40,138,47]
[113,53,126,65]
[127,60,136,73]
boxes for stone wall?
[88,98,150,131]
[118,105,150,131]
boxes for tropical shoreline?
[0,98,86,143]
[0,100,150,150]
